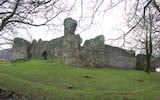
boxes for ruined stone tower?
[62,18,82,66]
[12,17,153,70]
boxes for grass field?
[0,60,160,100]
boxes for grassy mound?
[0,60,160,99]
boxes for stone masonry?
[80,35,105,67]
[105,45,136,68]
[12,17,156,70]
[12,38,31,60]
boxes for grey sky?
[14,0,127,47]
[3,0,158,50]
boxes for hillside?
[0,60,160,99]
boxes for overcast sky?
[25,8,126,43]
[13,0,128,46]
[1,0,160,51]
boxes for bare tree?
[0,0,65,47]
[0,0,126,47]
[104,0,159,73]
[120,0,160,73]
[133,0,159,74]
[0,0,69,31]
[144,10,153,74]
[0,0,159,73]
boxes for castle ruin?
[12,18,156,70]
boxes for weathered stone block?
[64,18,77,35]
[12,38,31,60]
[62,34,81,66]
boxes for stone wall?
[105,45,136,69]
[12,17,156,70]
[12,38,31,60]
[80,35,105,67]
[152,57,160,68]
[31,37,64,59]
[136,54,146,70]
[62,34,81,66]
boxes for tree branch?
[0,0,20,31]
[0,0,8,6]
[152,0,160,13]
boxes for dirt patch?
[83,75,92,78]
[0,89,30,100]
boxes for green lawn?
[0,60,160,100]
